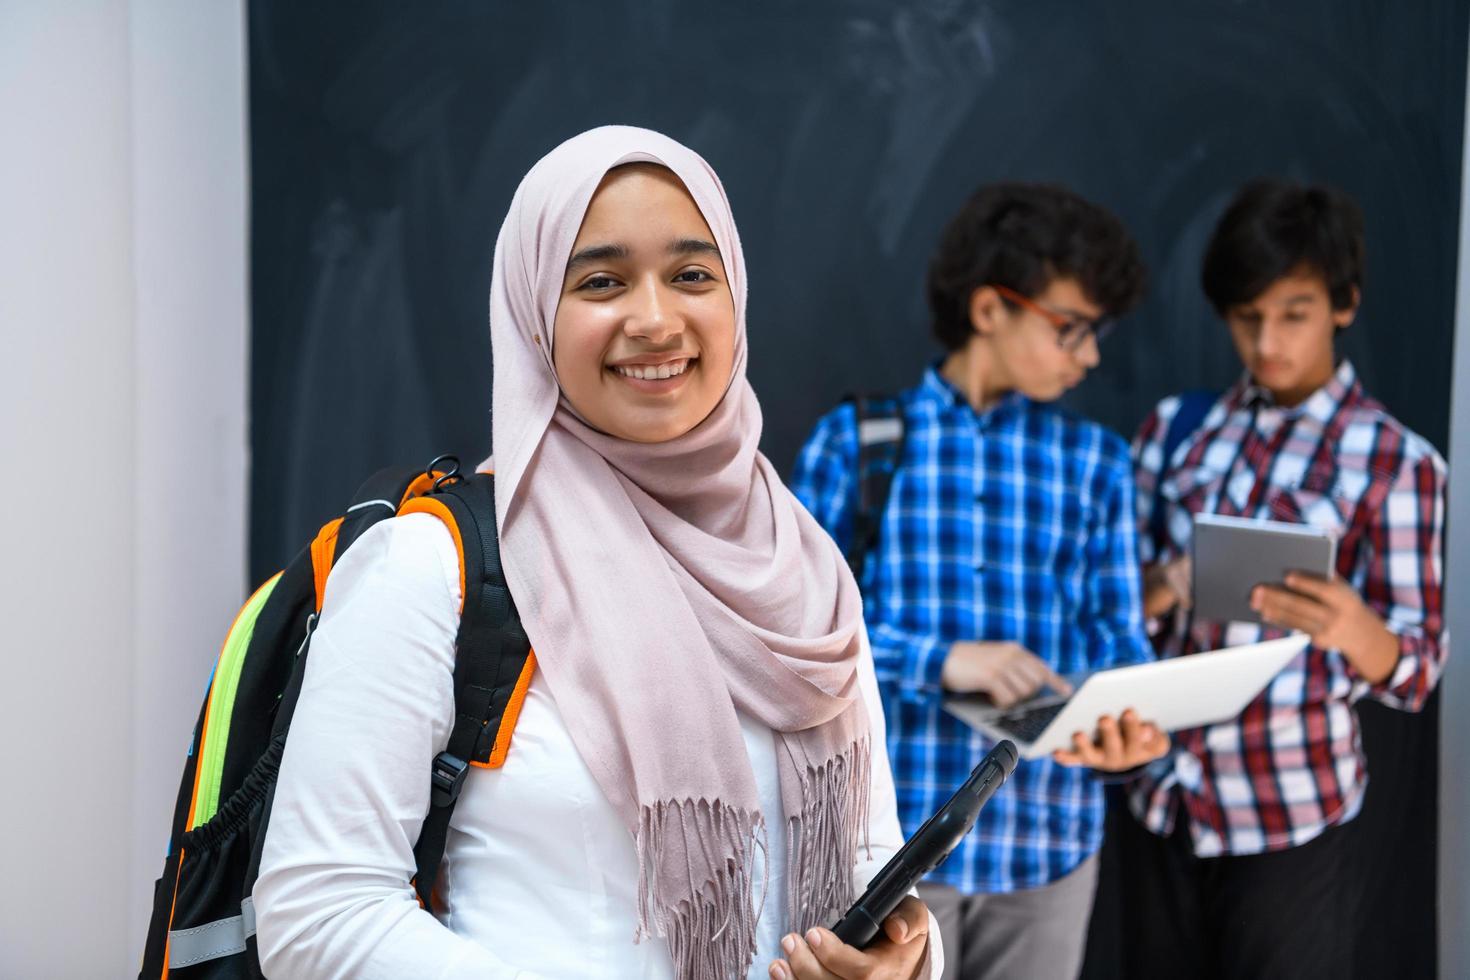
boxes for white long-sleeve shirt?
[253,513,941,979]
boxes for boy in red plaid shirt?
[1122,179,1448,979]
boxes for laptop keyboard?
[989,701,1068,744]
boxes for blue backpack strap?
[843,393,907,583]
[1148,389,1217,552]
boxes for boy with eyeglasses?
[1123,179,1448,978]
[791,183,1166,980]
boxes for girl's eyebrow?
[566,238,720,272]
[670,238,720,258]
[566,243,629,270]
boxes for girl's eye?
[674,269,714,284]
[580,275,620,291]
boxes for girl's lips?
[608,360,696,394]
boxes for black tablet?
[830,739,1018,949]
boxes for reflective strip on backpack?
[858,416,903,446]
[241,895,257,939]
[167,914,246,968]
[345,498,396,515]
[168,898,257,969]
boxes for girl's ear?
[967,285,1005,338]
[1333,285,1361,331]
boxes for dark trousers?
[1116,804,1364,980]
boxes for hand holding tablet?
[1191,513,1337,624]
[830,741,1019,949]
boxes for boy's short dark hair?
[1201,179,1364,314]
[925,182,1147,352]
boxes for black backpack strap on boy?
[401,465,535,911]
[843,393,908,583]
[1147,390,1217,554]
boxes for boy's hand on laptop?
[941,641,1073,708]
[1051,709,1170,771]
[1252,573,1399,685]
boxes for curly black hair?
[926,182,1147,352]
[1202,179,1364,314]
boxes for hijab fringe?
[786,736,872,935]
[636,799,768,980]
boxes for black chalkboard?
[248,2,1462,975]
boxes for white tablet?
[942,634,1309,760]
[1191,513,1337,625]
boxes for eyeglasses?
[990,284,1116,351]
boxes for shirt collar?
[1230,358,1359,426]
[919,362,1029,423]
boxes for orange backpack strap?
[399,465,535,909]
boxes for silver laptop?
[1192,513,1336,624]
[942,634,1309,760]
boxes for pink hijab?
[484,126,870,978]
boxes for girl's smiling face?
[552,164,736,444]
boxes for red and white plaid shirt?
[1131,359,1448,856]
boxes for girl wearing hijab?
[253,127,940,980]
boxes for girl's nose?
[624,281,681,343]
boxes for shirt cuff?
[1348,627,1428,703]
[1091,751,1175,785]
[915,908,943,979]
[901,633,951,704]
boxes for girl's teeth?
[614,359,690,380]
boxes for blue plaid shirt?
[791,365,1152,893]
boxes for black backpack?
[139,457,534,978]
[842,394,908,584]
[1146,389,1217,554]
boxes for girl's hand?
[769,895,929,980]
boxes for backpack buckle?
[426,454,463,493]
[430,752,470,807]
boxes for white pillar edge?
[1439,17,1470,978]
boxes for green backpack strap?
[400,462,535,910]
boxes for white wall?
[0,2,248,975]
[0,3,137,972]
[1442,20,1470,977]
[127,0,250,950]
